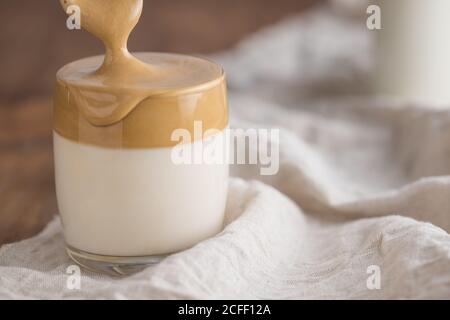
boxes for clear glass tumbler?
[53,53,229,276]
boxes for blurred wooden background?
[0,0,318,245]
[0,0,318,101]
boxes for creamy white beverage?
[373,0,450,104]
[54,131,228,257]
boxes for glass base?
[66,245,166,276]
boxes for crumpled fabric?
[1,6,449,299]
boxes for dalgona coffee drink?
[54,0,228,275]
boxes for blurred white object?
[374,0,450,105]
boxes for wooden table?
[0,100,56,245]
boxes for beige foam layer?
[54,55,228,148]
